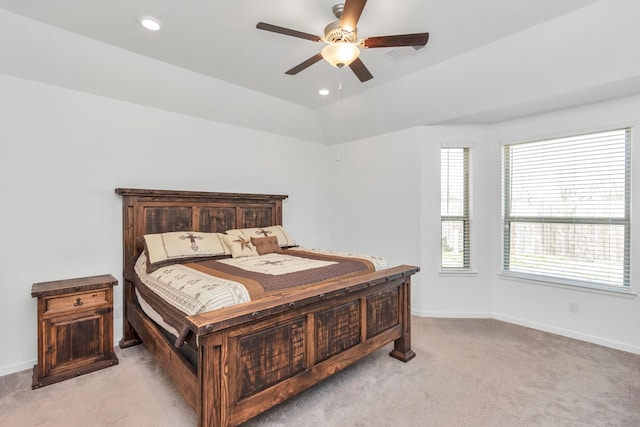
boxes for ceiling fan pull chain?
[336,70,342,144]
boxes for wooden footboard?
[116,188,420,427]
[190,265,417,427]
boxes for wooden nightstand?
[31,274,119,389]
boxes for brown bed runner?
[190,249,374,299]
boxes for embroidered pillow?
[222,233,259,258]
[143,231,230,272]
[225,225,296,248]
[251,236,282,255]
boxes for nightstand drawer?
[45,290,109,314]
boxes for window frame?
[501,128,631,291]
[441,147,471,271]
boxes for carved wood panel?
[366,287,400,339]
[315,301,361,363]
[198,207,236,232]
[239,207,273,229]
[238,318,306,399]
[49,314,103,369]
[144,207,192,234]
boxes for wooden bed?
[116,188,420,427]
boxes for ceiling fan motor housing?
[323,21,357,43]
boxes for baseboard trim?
[411,309,492,318]
[493,313,640,355]
[0,359,35,377]
[411,309,640,355]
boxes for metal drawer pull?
[74,298,83,307]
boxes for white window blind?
[502,128,631,289]
[441,148,470,269]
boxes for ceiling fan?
[256,0,429,82]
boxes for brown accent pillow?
[251,236,283,255]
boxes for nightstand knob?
[73,298,83,307]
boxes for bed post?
[197,333,225,427]
[389,276,415,362]
[119,279,142,348]
[116,190,142,348]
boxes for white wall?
[0,74,329,376]
[418,126,494,318]
[325,125,495,319]
[490,95,640,354]
[327,128,422,265]
[325,128,424,311]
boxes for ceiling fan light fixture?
[321,42,359,68]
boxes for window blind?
[502,128,631,288]
[441,148,470,269]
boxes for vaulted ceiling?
[2,0,639,143]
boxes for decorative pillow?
[250,236,282,255]
[143,231,230,272]
[225,225,296,248]
[222,233,259,258]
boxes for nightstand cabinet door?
[45,310,106,375]
[32,275,119,389]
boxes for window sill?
[498,272,637,298]
[440,270,478,277]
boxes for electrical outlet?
[568,301,578,313]
[114,305,122,318]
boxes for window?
[502,128,631,289]
[441,148,470,269]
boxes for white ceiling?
[2,0,639,143]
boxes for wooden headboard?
[115,188,288,268]
[115,188,288,349]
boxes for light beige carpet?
[1,318,639,426]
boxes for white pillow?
[222,233,259,258]
[143,231,230,272]
[225,225,296,248]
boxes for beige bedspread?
[131,248,385,346]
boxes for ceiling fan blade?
[349,57,373,82]
[340,0,367,31]
[285,53,324,75]
[256,22,322,42]
[362,33,429,48]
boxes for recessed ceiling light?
[140,16,161,31]
[318,89,330,96]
